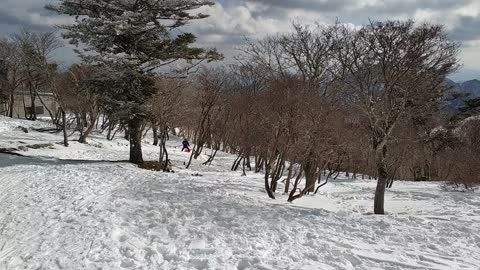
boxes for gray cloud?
[0,0,69,34]
[246,0,353,12]
[0,9,25,27]
[248,0,474,14]
[450,16,480,42]
[359,0,474,13]
[243,0,480,42]
[0,0,479,77]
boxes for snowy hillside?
[1,116,479,270]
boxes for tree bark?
[8,94,14,118]
[186,144,195,169]
[158,129,170,171]
[246,156,252,171]
[128,117,144,164]
[255,156,264,173]
[28,80,37,121]
[231,154,242,171]
[194,142,203,159]
[203,142,220,166]
[287,165,304,202]
[303,159,316,193]
[152,124,159,146]
[106,122,115,140]
[271,157,284,193]
[373,145,388,215]
[264,162,276,199]
[37,92,56,125]
[284,162,294,194]
[78,113,97,144]
[161,140,169,171]
[62,110,69,147]
[241,157,247,176]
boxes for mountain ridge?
[446,79,480,109]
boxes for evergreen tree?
[46,0,222,164]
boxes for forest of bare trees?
[1,0,479,215]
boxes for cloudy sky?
[1,0,479,81]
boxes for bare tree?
[335,20,459,214]
[149,76,186,171]
[186,67,230,168]
[0,36,25,117]
[239,22,342,198]
[13,30,62,121]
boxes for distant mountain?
[460,79,480,97]
[445,79,480,109]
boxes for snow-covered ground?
[1,116,479,270]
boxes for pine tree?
[46,0,222,164]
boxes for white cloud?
[0,0,479,78]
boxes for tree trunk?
[315,172,331,194]
[159,138,165,166]
[246,156,252,171]
[231,154,242,171]
[373,145,388,215]
[28,80,37,121]
[152,124,159,146]
[78,114,97,144]
[241,157,247,176]
[8,94,14,118]
[62,110,69,147]
[123,125,130,140]
[186,144,196,169]
[37,92,56,125]
[158,129,170,171]
[270,157,284,193]
[128,118,144,164]
[106,122,115,140]
[287,165,304,202]
[303,159,316,193]
[255,156,264,173]
[284,163,294,194]
[387,179,394,188]
[264,161,275,199]
[203,141,220,166]
[194,142,203,159]
[233,157,243,171]
[161,140,169,171]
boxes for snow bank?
[1,116,480,269]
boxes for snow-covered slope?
[1,116,479,270]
